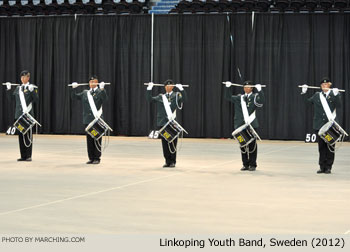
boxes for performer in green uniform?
[301,78,341,174]
[71,76,107,164]
[225,80,265,171]
[6,70,39,161]
[146,80,187,168]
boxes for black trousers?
[18,133,33,159]
[240,139,257,168]
[161,137,178,165]
[86,134,102,161]
[317,132,335,171]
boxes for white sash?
[87,91,103,119]
[162,94,176,120]
[319,93,336,121]
[19,85,32,114]
[241,94,256,125]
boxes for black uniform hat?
[20,70,30,77]
[89,75,98,81]
[164,79,174,86]
[243,80,253,86]
[320,77,331,85]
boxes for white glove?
[6,82,11,90]
[332,88,339,96]
[255,84,262,92]
[225,81,231,88]
[28,84,34,92]
[72,82,79,89]
[175,83,184,91]
[147,82,154,90]
[99,81,105,89]
[301,84,308,94]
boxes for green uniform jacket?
[302,91,342,130]
[71,88,108,125]
[8,85,39,120]
[224,87,265,129]
[146,89,187,127]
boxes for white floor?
[0,134,349,234]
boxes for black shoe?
[17,158,26,161]
[249,166,256,171]
[324,169,331,174]
[317,169,324,174]
[92,160,100,164]
[163,164,170,168]
[240,166,249,171]
[25,158,32,162]
[86,160,93,164]
[169,163,176,168]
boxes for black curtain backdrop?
[0,14,349,140]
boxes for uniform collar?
[323,90,331,97]
[22,82,29,88]
[166,91,173,96]
[89,87,98,92]
[245,92,252,98]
